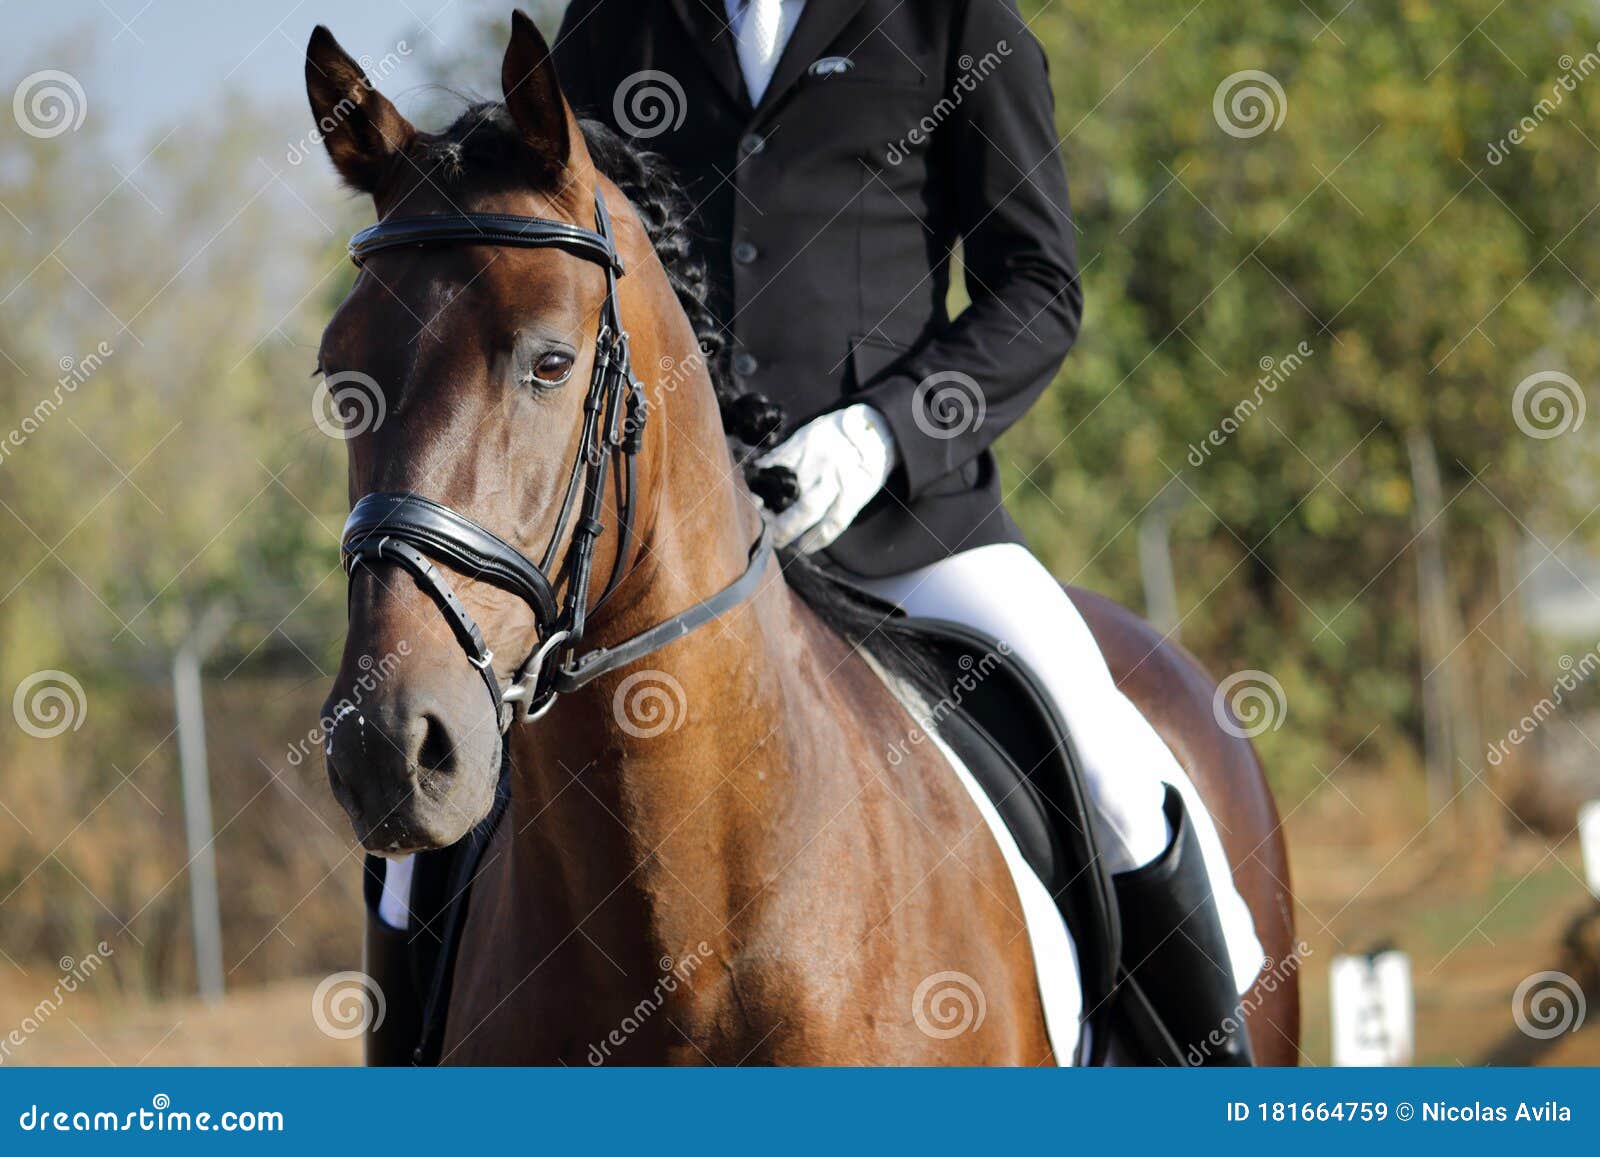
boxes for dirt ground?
[2,771,1595,1067]
[1285,770,1600,1066]
[0,977,359,1067]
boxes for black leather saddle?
[361,617,1137,1066]
[885,616,1122,1066]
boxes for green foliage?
[5,3,1599,985]
[1002,0,1600,790]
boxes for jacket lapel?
[668,0,750,110]
[753,0,869,118]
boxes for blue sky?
[7,0,486,160]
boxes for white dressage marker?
[1578,800,1600,899]
[1330,950,1413,1066]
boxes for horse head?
[310,13,697,853]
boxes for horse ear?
[305,25,415,194]
[501,10,578,184]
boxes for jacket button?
[739,133,766,158]
[733,241,759,264]
[733,352,759,376]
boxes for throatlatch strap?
[553,525,773,694]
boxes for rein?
[339,190,772,731]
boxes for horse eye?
[524,351,575,387]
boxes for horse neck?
[500,230,808,956]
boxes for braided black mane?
[417,104,925,671]
[578,119,790,498]
[418,104,796,507]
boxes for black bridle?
[339,190,772,732]
[339,189,773,1067]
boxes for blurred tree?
[1002,0,1600,794]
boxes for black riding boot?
[1113,785,1255,1066]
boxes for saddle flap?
[890,616,1123,1064]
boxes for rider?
[555,0,1263,1063]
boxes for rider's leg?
[854,542,1263,1062]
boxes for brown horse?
[310,14,1298,1065]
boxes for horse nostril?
[414,710,457,775]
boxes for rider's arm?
[855,0,1082,501]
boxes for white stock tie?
[735,0,785,105]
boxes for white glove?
[756,403,899,553]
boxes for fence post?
[172,605,231,1005]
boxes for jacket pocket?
[848,333,908,392]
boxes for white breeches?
[854,542,1266,994]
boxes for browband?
[349,211,625,276]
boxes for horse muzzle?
[321,684,501,854]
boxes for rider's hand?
[756,403,898,554]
